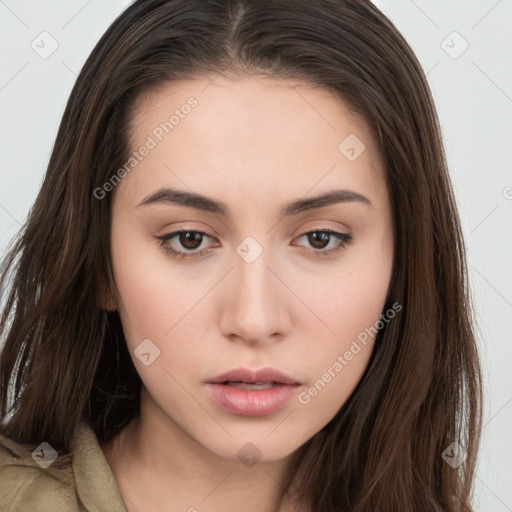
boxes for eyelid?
[291,228,353,256]
[155,225,353,261]
[294,220,351,235]
[156,222,215,236]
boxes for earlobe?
[96,291,117,311]
[96,278,118,311]
[101,296,117,312]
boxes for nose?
[218,246,291,346]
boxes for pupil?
[180,232,202,249]
[309,232,329,249]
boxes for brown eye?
[155,228,353,262]
[178,231,204,250]
[155,230,216,260]
[307,231,331,249]
[293,229,353,257]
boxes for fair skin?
[100,75,394,512]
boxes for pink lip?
[204,367,302,417]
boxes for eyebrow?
[136,187,374,217]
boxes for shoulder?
[0,431,80,512]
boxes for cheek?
[110,224,216,401]
[110,224,198,344]
[112,265,172,344]
[301,246,392,352]
[333,228,393,338]
[296,244,393,416]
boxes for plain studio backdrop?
[0,1,511,510]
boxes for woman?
[0,0,482,510]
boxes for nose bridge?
[220,236,287,343]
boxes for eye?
[155,228,353,261]
[292,229,353,257]
[155,230,217,261]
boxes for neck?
[100,389,308,512]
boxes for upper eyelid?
[156,228,352,262]
[159,227,350,245]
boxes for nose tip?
[219,251,289,345]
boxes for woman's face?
[109,76,394,463]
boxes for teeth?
[226,381,279,390]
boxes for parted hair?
[0,1,482,510]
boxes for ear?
[99,293,117,311]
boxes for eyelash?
[155,228,353,261]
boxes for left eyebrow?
[135,187,374,217]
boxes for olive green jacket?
[0,423,127,511]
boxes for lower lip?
[205,383,300,416]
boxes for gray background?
[0,1,511,510]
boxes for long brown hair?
[0,1,482,510]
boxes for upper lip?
[205,367,301,385]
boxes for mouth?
[205,367,302,386]
[217,381,282,390]
[204,367,302,417]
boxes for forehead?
[119,75,387,211]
